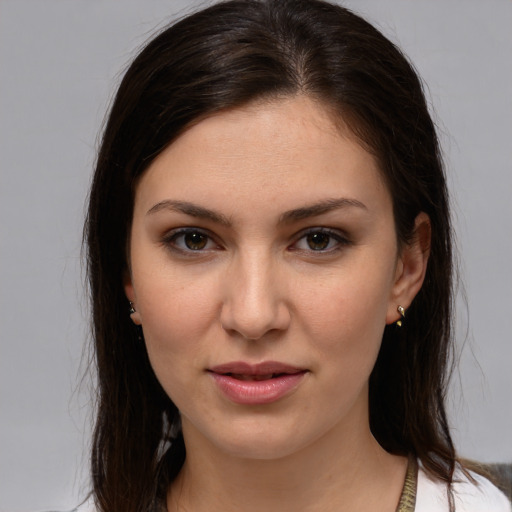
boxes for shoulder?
[416,463,512,512]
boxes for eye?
[163,228,219,253]
[292,228,349,252]
[305,232,332,251]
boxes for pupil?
[307,232,330,250]
[185,232,207,250]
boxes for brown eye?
[164,229,217,253]
[306,232,331,251]
[184,231,208,250]
[291,228,350,254]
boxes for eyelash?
[161,227,351,256]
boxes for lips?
[208,361,307,405]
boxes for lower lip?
[209,372,307,405]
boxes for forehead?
[134,96,390,218]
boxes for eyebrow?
[279,198,367,223]
[146,197,367,226]
[146,199,232,226]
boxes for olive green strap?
[396,456,418,512]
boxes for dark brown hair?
[85,1,456,510]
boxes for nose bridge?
[220,245,289,340]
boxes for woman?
[83,0,511,511]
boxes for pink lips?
[208,361,307,405]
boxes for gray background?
[1,1,511,510]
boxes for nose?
[220,249,291,341]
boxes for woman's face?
[125,96,425,460]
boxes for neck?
[167,416,407,512]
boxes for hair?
[85,1,456,510]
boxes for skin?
[125,96,430,511]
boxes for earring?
[128,302,143,341]
[396,305,405,327]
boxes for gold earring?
[396,305,405,327]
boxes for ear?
[123,270,142,326]
[386,212,431,324]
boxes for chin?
[190,414,328,462]
[216,433,306,461]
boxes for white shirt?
[416,465,511,512]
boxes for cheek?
[134,266,220,365]
[295,263,392,365]
[301,279,388,415]
[135,273,222,407]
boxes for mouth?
[208,361,308,405]
[208,361,306,379]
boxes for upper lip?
[209,361,305,376]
